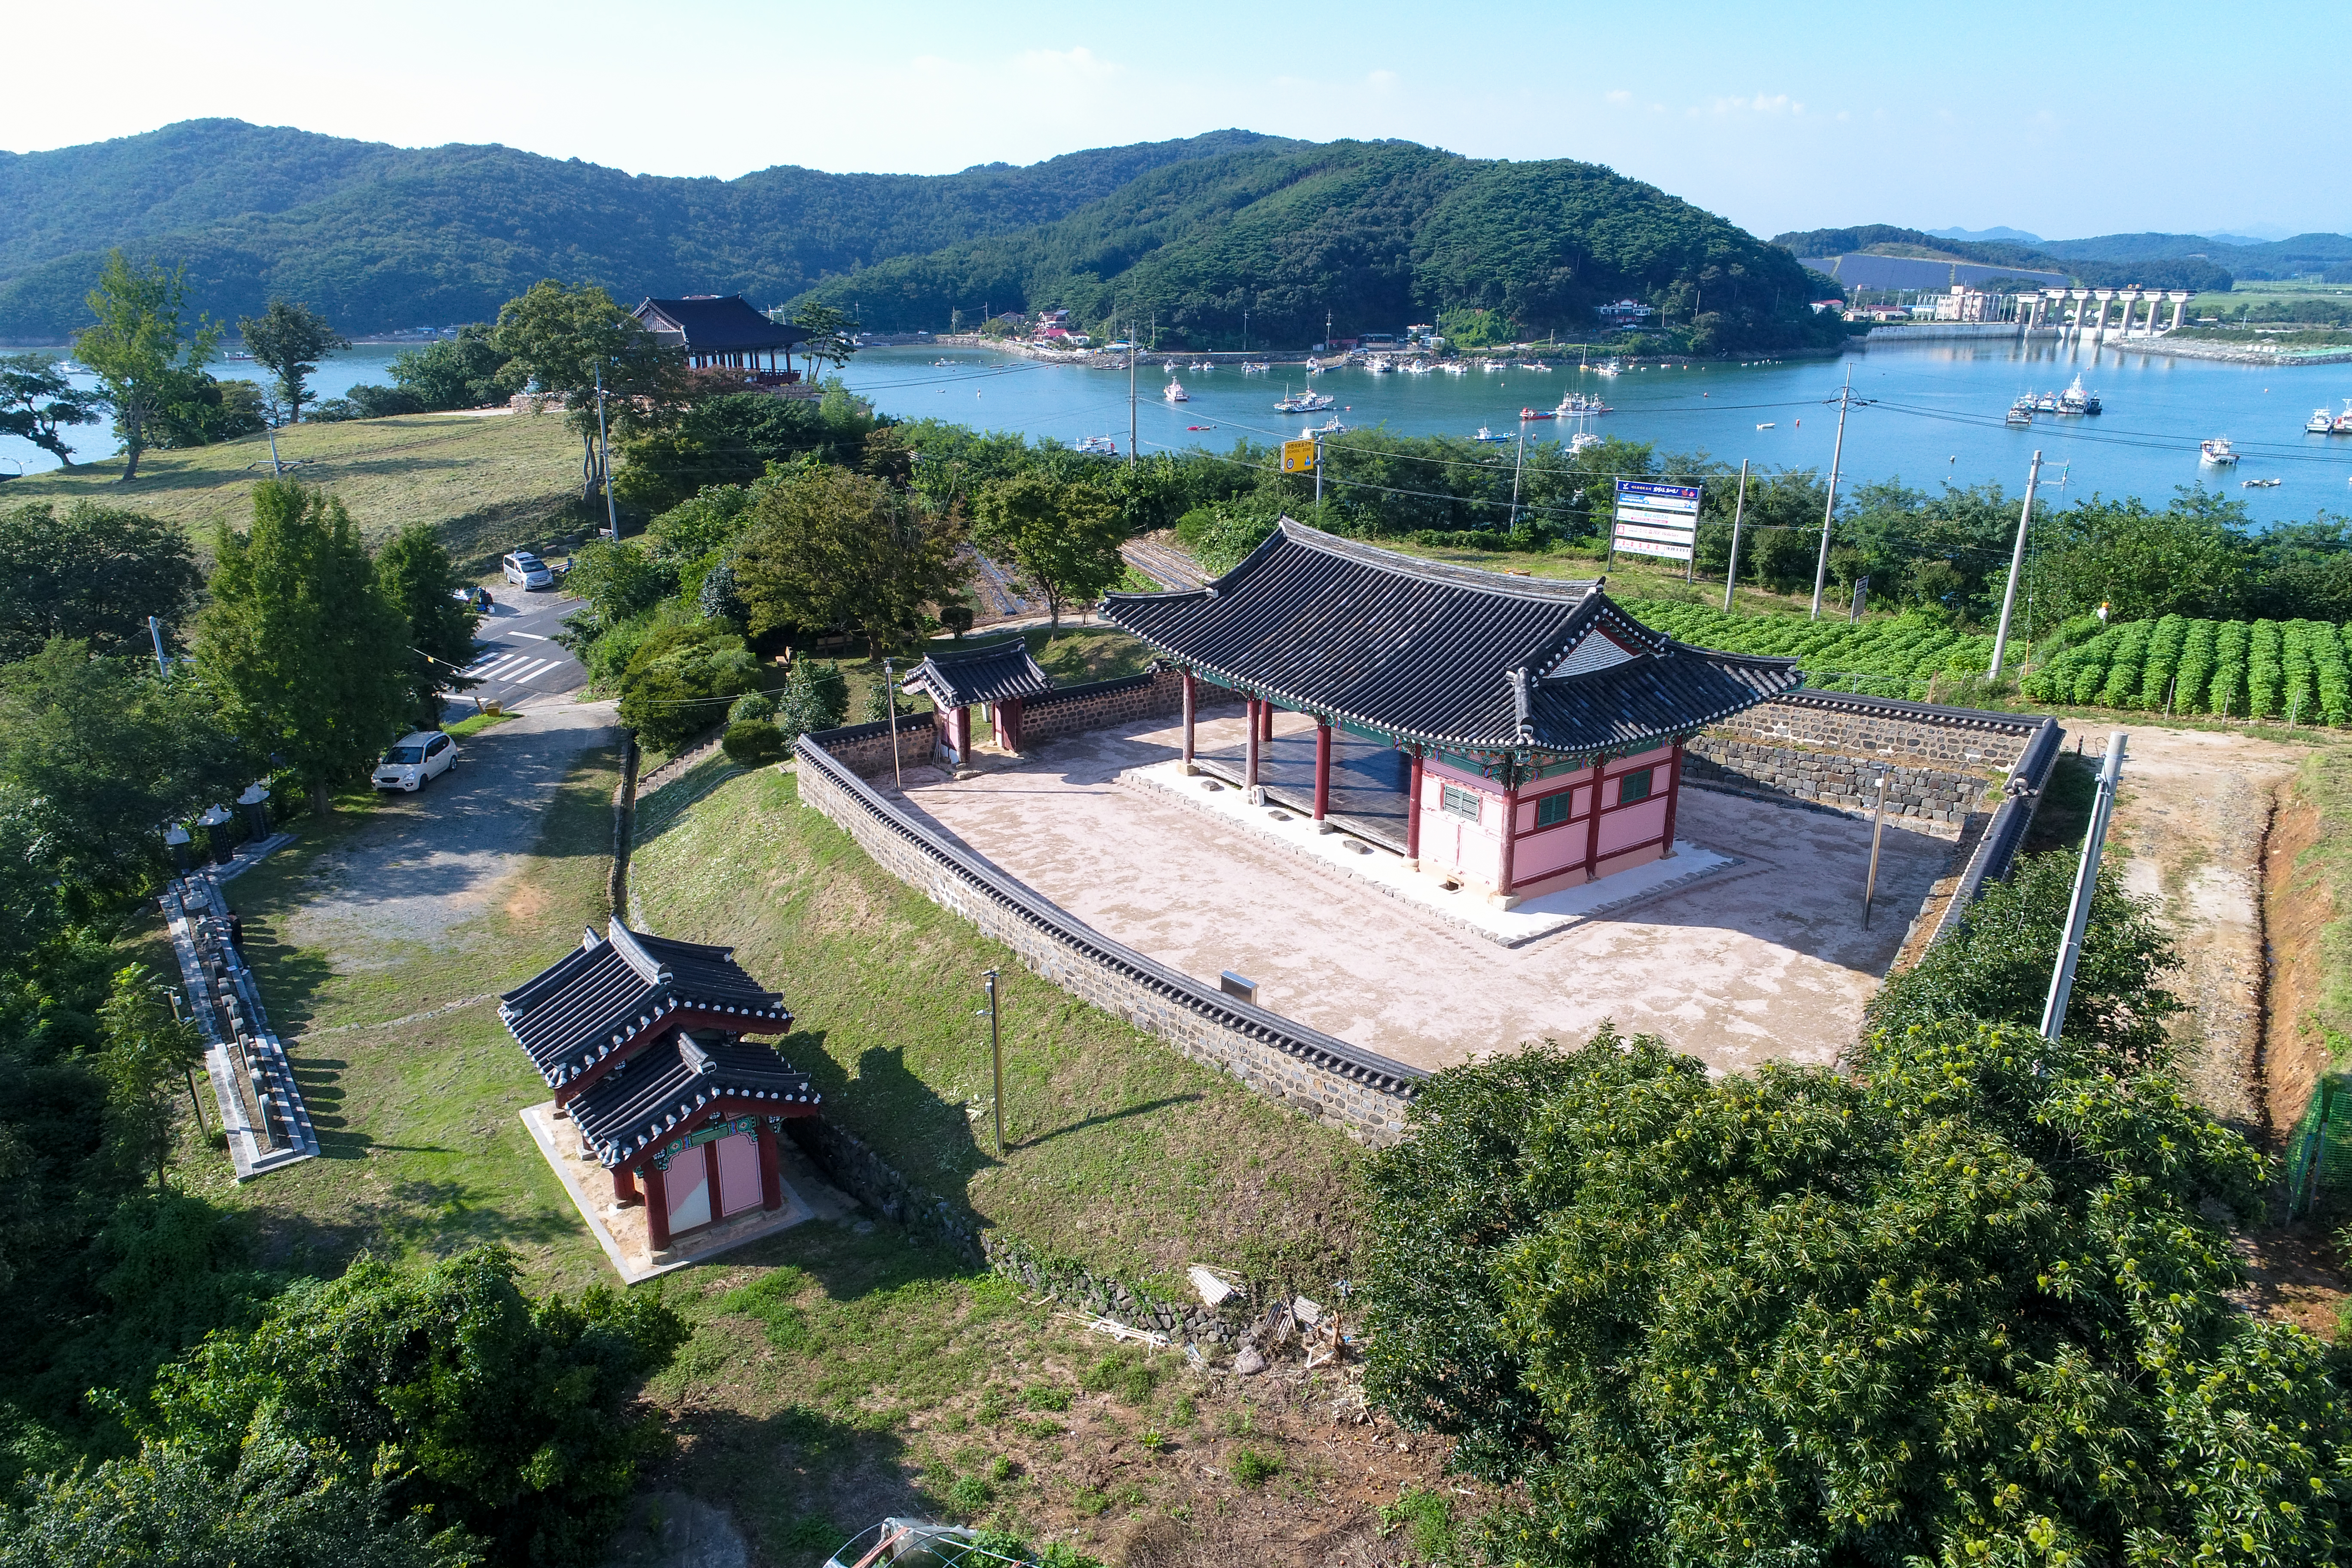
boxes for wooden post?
[1262,700,1275,744]
[1406,747,1424,864]
[1497,776,1520,898]
[1181,670,1197,772]
[610,1166,640,1206]
[757,1121,784,1212]
[643,1163,672,1251]
[1245,699,1262,788]
[1313,722,1333,823]
[1660,739,1683,858]
[1583,757,1607,881]
[1001,696,1024,755]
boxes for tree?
[0,500,202,663]
[195,482,414,818]
[613,622,760,752]
[490,281,686,502]
[72,251,222,483]
[1360,1023,2349,1568]
[93,965,205,1195]
[733,465,969,653]
[0,353,105,466]
[144,1244,687,1565]
[972,474,1125,628]
[776,656,848,745]
[234,301,349,424]
[374,525,479,729]
[787,300,861,376]
[2027,489,2254,624]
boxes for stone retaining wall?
[809,712,939,776]
[793,733,1421,1143]
[1682,742,1991,836]
[1021,666,1243,747]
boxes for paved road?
[445,591,588,718]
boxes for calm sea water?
[11,339,2352,525]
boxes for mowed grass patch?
[628,763,1363,1299]
[7,410,585,569]
[173,735,622,1295]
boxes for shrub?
[2095,618,2152,708]
[721,720,787,767]
[616,621,760,751]
[1229,1448,1280,1487]
[2283,619,2321,723]
[2136,613,2187,710]
[2209,619,2250,716]
[2247,618,2284,717]
[2317,624,2352,725]
[2173,618,2219,712]
[777,656,849,742]
[728,690,778,724]
[943,1474,992,1518]
[1021,1382,1072,1412]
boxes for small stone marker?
[1219,971,1259,1004]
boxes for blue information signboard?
[1611,479,1702,562]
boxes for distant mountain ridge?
[0,120,1298,340]
[1768,224,2236,292]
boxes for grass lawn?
[6,410,588,570]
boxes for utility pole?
[1314,431,1325,507]
[2040,733,2126,1043]
[1810,364,1855,620]
[981,968,1004,1157]
[1723,459,1750,613]
[1509,431,1526,532]
[594,364,618,539]
[149,615,170,677]
[1862,773,1888,927]
[882,658,902,792]
[1988,448,2043,683]
[1127,322,1137,465]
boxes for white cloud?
[1605,89,1633,104]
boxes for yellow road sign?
[1281,438,1318,473]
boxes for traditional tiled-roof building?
[631,294,812,383]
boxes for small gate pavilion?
[631,294,812,384]
[501,920,818,1252]
[901,640,1056,764]
[1102,521,1802,906]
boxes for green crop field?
[2022,614,2352,722]
[1627,599,1998,700]
[2,410,589,570]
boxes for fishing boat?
[2199,437,2239,466]
[1366,357,1392,374]
[1519,361,1552,371]
[1567,430,1602,456]
[1555,392,1614,416]
[1755,422,1776,430]
[2242,477,2282,488]
[2334,399,2352,434]
[1304,416,1349,435]
[1273,389,1335,413]
[1481,360,1504,373]
[1074,435,1118,455]
[1403,359,1433,374]
[1443,361,1470,375]
[1471,426,1513,443]
[2008,393,2038,425]
[2034,390,2060,414]
[2310,407,2338,433]
[1519,406,1557,420]
[1242,361,1271,374]
[1596,358,1623,377]
[2056,376,2102,416]
[1163,379,1189,403]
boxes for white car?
[502,551,554,590]
[373,731,458,792]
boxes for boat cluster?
[2006,376,2103,425]
[2305,400,2352,435]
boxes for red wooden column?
[1659,739,1684,857]
[1244,699,1262,787]
[757,1121,784,1212]
[1260,700,1275,744]
[643,1163,672,1251]
[1313,722,1333,822]
[1180,670,1197,771]
[950,704,972,762]
[1582,757,1607,881]
[1497,776,1521,899]
[1001,697,1024,755]
[610,1166,640,1206]
[1406,748,1425,864]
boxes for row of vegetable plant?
[2019,615,2352,721]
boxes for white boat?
[1596,358,1623,377]
[1242,361,1271,373]
[1366,358,1392,374]
[1567,430,1602,455]
[2009,393,2038,425]
[1304,416,1349,435]
[1274,388,1336,413]
[2034,390,2060,414]
[2310,407,2338,434]
[2242,477,2282,488]
[1519,361,1552,371]
[2056,375,2101,416]
[1403,359,1434,375]
[1472,426,1513,443]
[1480,360,1504,373]
[1555,392,1614,416]
[2200,437,2239,466]
[1756,422,1776,430]
[1074,435,1118,455]
[1164,380,1189,403]
[2334,399,2352,434]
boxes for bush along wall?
[1628,600,1996,700]
[2023,614,2352,722]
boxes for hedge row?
[1626,600,1994,701]
[2020,616,2352,722]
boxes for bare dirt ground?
[893,707,1955,1076]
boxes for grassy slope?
[628,758,1363,1300]
[6,411,586,570]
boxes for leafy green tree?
[93,965,205,1196]
[71,251,222,482]
[787,300,860,375]
[0,500,202,662]
[614,392,880,516]
[144,1245,686,1565]
[777,656,848,745]
[563,540,676,639]
[490,281,686,502]
[148,375,267,449]
[0,353,105,466]
[390,325,521,410]
[973,474,1125,628]
[1360,1022,2348,1568]
[195,482,414,818]
[374,524,479,729]
[2026,488,2254,624]
[733,464,969,653]
[1869,850,2181,1063]
[234,300,349,423]
[613,622,759,751]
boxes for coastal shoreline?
[2097,337,2352,368]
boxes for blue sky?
[10,0,2344,242]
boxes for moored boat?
[2310,407,2337,434]
[2199,437,2239,466]
[2334,399,2352,434]
[1519,406,1556,420]
[1164,379,1189,402]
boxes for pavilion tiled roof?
[901,640,1056,709]
[499,921,792,1092]
[569,1033,819,1169]
[631,295,811,352]
[1100,519,1801,759]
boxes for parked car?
[451,583,493,610]
[502,551,554,590]
[373,730,458,792]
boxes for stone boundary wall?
[1682,744,1989,837]
[1021,665,1245,747]
[792,733,1422,1142]
[810,712,940,776]
[1928,717,2065,948]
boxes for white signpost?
[1611,480,1703,568]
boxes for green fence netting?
[2285,1074,2352,1218]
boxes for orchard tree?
[195,481,413,818]
[374,524,479,729]
[974,473,1125,627]
[490,281,686,502]
[235,300,349,423]
[72,250,221,483]
[0,352,105,466]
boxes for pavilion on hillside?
[631,295,812,385]
[901,640,1056,764]
[501,920,817,1252]
[1101,520,1803,906]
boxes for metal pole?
[1862,774,1888,927]
[1509,430,1525,533]
[1810,365,1853,619]
[883,658,901,791]
[149,614,170,677]
[1127,323,1137,466]
[265,419,284,477]
[1988,449,2042,681]
[1314,433,1323,507]
[1723,460,1749,614]
[984,968,1004,1156]
[2040,733,2127,1043]
[595,364,618,539]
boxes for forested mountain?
[2032,230,2352,279]
[0,120,1295,340]
[1768,224,2236,292]
[801,141,1844,352]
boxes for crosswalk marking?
[470,656,558,688]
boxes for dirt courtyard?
[889,707,1958,1075]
